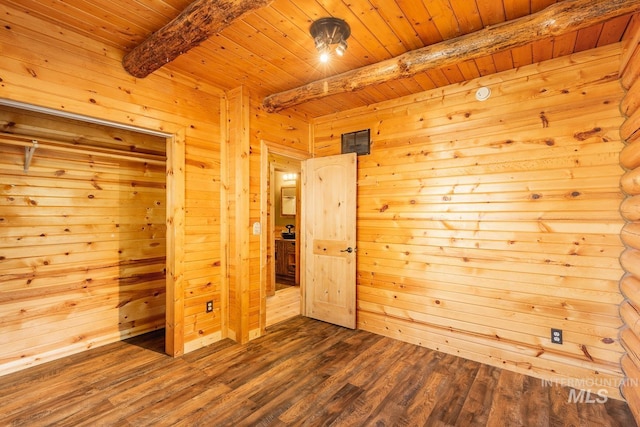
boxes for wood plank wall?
[619,14,640,424]
[0,3,223,372]
[313,43,628,399]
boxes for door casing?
[259,140,311,333]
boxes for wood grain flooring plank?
[298,382,365,427]
[433,357,482,425]
[548,383,581,427]
[520,375,551,426]
[333,360,414,426]
[455,363,502,426]
[485,369,527,427]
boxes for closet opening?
[0,100,172,374]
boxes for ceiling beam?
[262,0,640,113]
[123,0,271,78]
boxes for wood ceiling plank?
[475,0,505,27]
[395,0,443,46]
[53,0,157,43]
[457,60,481,82]
[344,86,382,107]
[511,45,533,68]
[449,0,484,34]
[79,0,173,31]
[552,31,578,57]
[249,6,312,54]
[220,20,312,83]
[474,56,498,76]
[360,85,398,105]
[503,0,530,21]
[381,79,414,100]
[531,39,554,63]
[167,39,290,95]
[412,73,438,92]
[321,0,397,62]
[395,75,430,95]
[439,65,466,85]
[598,14,634,47]
[423,0,462,40]
[492,50,515,73]
[159,32,288,95]
[365,82,406,103]
[367,0,425,51]
[3,0,141,48]
[133,0,189,19]
[426,68,451,87]
[574,25,603,53]
[345,0,408,57]
[530,0,558,13]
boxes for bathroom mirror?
[281,187,296,216]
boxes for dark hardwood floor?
[0,316,636,426]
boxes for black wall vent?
[341,129,370,156]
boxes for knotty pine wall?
[313,43,628,399]
[0,3,224,372]
[619,15,640,423]
[0,108,168,374]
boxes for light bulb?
[336,39,348,56]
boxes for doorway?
[259,141,310,329]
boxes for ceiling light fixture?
[310,17,350,63]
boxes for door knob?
[341,247,354,253]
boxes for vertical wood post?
[226,87,251,343]
[166,129,186,356]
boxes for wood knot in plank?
[573,127,602,141]
[580,344,594,361]
[539,112,549,128]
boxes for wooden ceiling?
[5,0,638,117]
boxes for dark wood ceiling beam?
[123,0,271,78]
[262,0,640,113]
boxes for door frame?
[259,140,311,333]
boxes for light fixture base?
[310,17,350,62]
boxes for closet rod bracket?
[24,140,38,172]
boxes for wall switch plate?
[551,328,563,344]
[206,301,213,313]
[252,222,261,235]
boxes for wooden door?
[302,153,357,329]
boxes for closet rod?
[0,133,166,170]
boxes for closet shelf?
[0,132,166,172]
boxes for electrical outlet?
[551,328,563,344]
[206,300,213,313]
